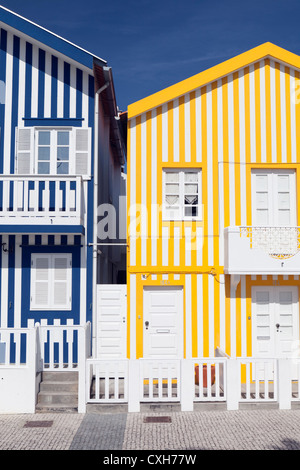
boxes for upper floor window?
[162,168,202,220]
[251,169,296,226]
[15,127,91,176]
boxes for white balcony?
[0,175,84,229]
[224,226,300,275]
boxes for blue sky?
[1,0,300,111]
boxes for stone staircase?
[36,371,78,413]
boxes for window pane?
[184,184,198,194]
[38,162,50,174]
[185,206,198,217]
[165,195,179,205]
[165,172,179,182]
[57,162,69,174]
[165,183,179,194]
[185,195,198,205]
[57,131,69,145]
[38,147,50,160]
[38,131,50,145]
[57,146,69,161]
[184,172,198,182]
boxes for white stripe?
[280,64,287,163]
[70,64,77,118]
[129,120,136,267]
[173,98,179,162]
[249,64,256,162]
[17,38,26,128]
[141,114,147,266]
[208,275,214,357]
[174,226,180,266]
[81,72,89,127]
[290,69,297,163]
[230,281,236,358]
[219,275,226,351]
[185,226,191,266]
[130,274,136,359]
[195,89,202,162]
[185,274,192,358]
[217,79,224,264]
[0,235,9,328]
[184,94,191,162]
[44,50,51,118]
[196,226,203,266]
[239,70,246,226]
[270,60,277,163]
[260,61,266,163]
[162,226,168,266]
[241,276,247,357]
[227,74,235,226]
[151,109,157,266]
[57,57,64,118]
[14,235,22,328]
[162,103,168,162]
[206,84,214,265]
[80,241,86,325]
[3,31,13,174]
[197,274,203,357]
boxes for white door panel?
[143,287,183,358]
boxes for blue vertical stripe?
[25,42,32,118]
[76,68,82,119]
[63,61,70,118]
[38,48,45,118]
[7,235,15,327]
[0,29,7,174]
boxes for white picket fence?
[0,325,299,413]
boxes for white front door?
[143,287,183,359]
[96,285,127,358]
[252,286,299,359]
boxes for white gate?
[96,285,127,358]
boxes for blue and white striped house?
[0,5,126,412]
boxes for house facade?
[127,42,300,369]
[0,6,125,365]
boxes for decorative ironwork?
[240,226,300,259]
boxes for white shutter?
[30,254,72,310]
[31,255,50,309]
[74,128,91,175]
[53,255,72,309]
[15,127,34,174]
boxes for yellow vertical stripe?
[190,91,196,163]
[179,96,185,162]
[233,72,241,226]
[244,67,252,225]
[275,61,282,163]
[146,112,152,267]
[254,62,261,163]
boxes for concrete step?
[37,391,78,406]
[36,370,79,413]
[39,381,78,393]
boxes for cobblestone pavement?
[0,409,300,451]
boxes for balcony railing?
[224,226,300,275]
[0,175,83,226]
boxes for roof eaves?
[128,42,300,118]
[0,5,107,70]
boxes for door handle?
[276,323,280,330]
[145,321,149,330]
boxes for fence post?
[226,358,239,410]
[77,325,87,413]
[278,358,291,410]
[128,360,140,412]
[180,359,194,411]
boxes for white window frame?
[251,169,297,226]
[162,168,202,221]
[35,128,74,175]
[30,253,72,311]
[15,126,92,176]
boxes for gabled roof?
[128,42,300,119]
[0,5,106,70]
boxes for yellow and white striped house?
[126,42,300,365]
